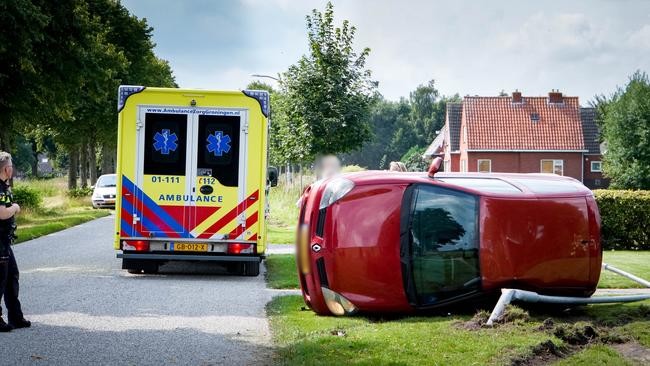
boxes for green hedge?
[594,190,650,250]
[11,185,43,210]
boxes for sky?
[121,0,650,105]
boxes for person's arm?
[0,203,19,220]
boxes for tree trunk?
[89,140,97,185]
[80,141,88,188]
[100,142,116,174]
[0,115,12,152]
[30,140,39,178]
[68,146,78,189]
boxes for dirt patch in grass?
[612,342,650,364]
[509,339,568,366]
[507,320,636,365]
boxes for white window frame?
[540,159,564,175]
[477,159,491,173]
[460,159,467,172]
[444,160,450,172]
[590,161,602,172]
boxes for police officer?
[0,151,30,332]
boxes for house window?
[591,161,602,172]
[541,159,563,175]
[460,160,467,172]
[477,159,491,173]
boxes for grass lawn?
[12,177,110,244]
[598,251,650,288]
[267,180,305,244]
[268,225,295,245]
[266,250,650,365]
[265,254,299,289]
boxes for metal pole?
[602,263,650,288]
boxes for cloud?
[627,24,650,49]
[122,0,650,104]
[499,12,615,62]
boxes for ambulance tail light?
[228,243,253,254]
[122,240,150,252]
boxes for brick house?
[426,91,609,189]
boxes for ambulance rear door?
[189,109,250,241]
[133,108,192,239]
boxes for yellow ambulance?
[114,86,277,276]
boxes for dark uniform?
[0,178,25,327]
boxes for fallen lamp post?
[486,263,650,326]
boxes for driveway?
[1,215,274,365]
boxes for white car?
[92,174,117,209]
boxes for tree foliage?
[597,71,650,189]
[0,0,175,185]
[344,81,459,170]
[278,2,377,163]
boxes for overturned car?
[296,160,602,316]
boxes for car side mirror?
[267,166,279,187]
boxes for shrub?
[341,165,366,173]
[594,189,650,250]
[11,185,43,210]
[67,187,93,198]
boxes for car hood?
[93,186,116,196]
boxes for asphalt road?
[0,214,277,366]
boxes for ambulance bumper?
[117,253,262,262]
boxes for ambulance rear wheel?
[124,259,159,274]
[244,262,260,277]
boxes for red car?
[296,162,602,316]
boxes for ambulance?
[114,86,276,276]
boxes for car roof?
[340,171,591,197]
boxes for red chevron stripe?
[120,206,146,238]
[228,212,259,240]
[197,190,259,239]
[247,233,258,242]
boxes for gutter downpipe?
[486,263,650,326]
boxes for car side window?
[410,185,480,305]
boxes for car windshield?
[97,175,116,187]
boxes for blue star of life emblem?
[206,131,232,157]
[153,129,178,155]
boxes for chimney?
[548,89,563,104]
[512,90,522,103]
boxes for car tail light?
[228,243,253,254]
[122,240,149,252]
[321,287,357,316]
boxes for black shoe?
[8,318,31,329]
[0,318,12,332]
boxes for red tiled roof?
[463,96,585,151]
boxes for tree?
[597,71,650,189]
[0,0,175,187]
[279,1,377,163]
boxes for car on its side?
[92,174,117,209]
[296,162,601,316]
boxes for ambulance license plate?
[173,243,208,252]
